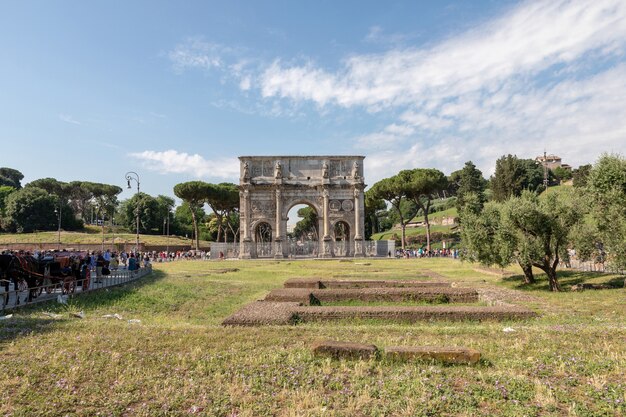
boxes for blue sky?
[1,0,625,203]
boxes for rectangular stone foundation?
[312,340,378,359]
[264,287,478,304]
[293,305,537,322]
[221,301,301,326]
[385,346,481,364]
[283,278,451,289]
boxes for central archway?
[287,203,320,258]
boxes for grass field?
[371,224,457,241]
[411,207,458,223]
[370,208,459,242]
[1,259,624,416]
[0,226,210,248]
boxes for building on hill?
[535,154,571,170]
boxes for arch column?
[321,188,333,257]
[274,188,284,258]
[354,187,365,257]
[240,189,253,258]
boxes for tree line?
[2,151,622,292]
[365,153,624,291]
[0,171,242,248]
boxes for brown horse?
[0,254,13,306]
[9,255,43,304]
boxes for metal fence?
[287,240,319,257]
[1,266,152,313]
[210,240,395,259]
[567,258,625,274]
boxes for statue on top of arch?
[322,161,329,179]
[352,161,361,180]
[242,161,250,182]
[274,161,283,179]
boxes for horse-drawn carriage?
[0,253,89,306]
[38,254,90,295]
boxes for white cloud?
[364,26,383,43]
[260,60,338,106]
[59,114,81,125]
[130,150,239,180]
[168,38,230,72]
[364,25,413,46]
[363,64,626,182]
[166,0,626,180]
[399,112,453,130]
[356,123,416,148]
[239,76,251,91]
[258,0,626,109]
[254,0,626,180]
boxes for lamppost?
[164,212,170,257]
[125,171,140,253]
[54,205,61,251]
[111,208,116,249]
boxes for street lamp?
[125,171,140,253]
[164,213,170,257]
[54,205,61,251]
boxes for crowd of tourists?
[393,248,459,259]
[0,248,147,278]
[152,250,211,261]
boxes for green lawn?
[411,207,458,223]
[0,226,211,248]
[1,259,624,416]
[371,224,456,241]
[371,207,458,242]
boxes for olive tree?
[462,189,582,290]
[584,154,626,271]
[503,191,581,291]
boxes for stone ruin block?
[264,287,479,305]
[283,278,451,289]
[221,301,300,326]
[385,346,481,365]
[283,278,322,289]
[312,340,378,359]
[293,305,538,322]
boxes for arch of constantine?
[239,156,366,259]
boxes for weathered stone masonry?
[238,156,366,259]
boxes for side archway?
[333,220,352,257]
[253,221,273,258]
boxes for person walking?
[120,251,128,269]
[95,252,105,283]
[109,254,119,271]
[128,253,138,271]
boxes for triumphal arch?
[239,156,366,259]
